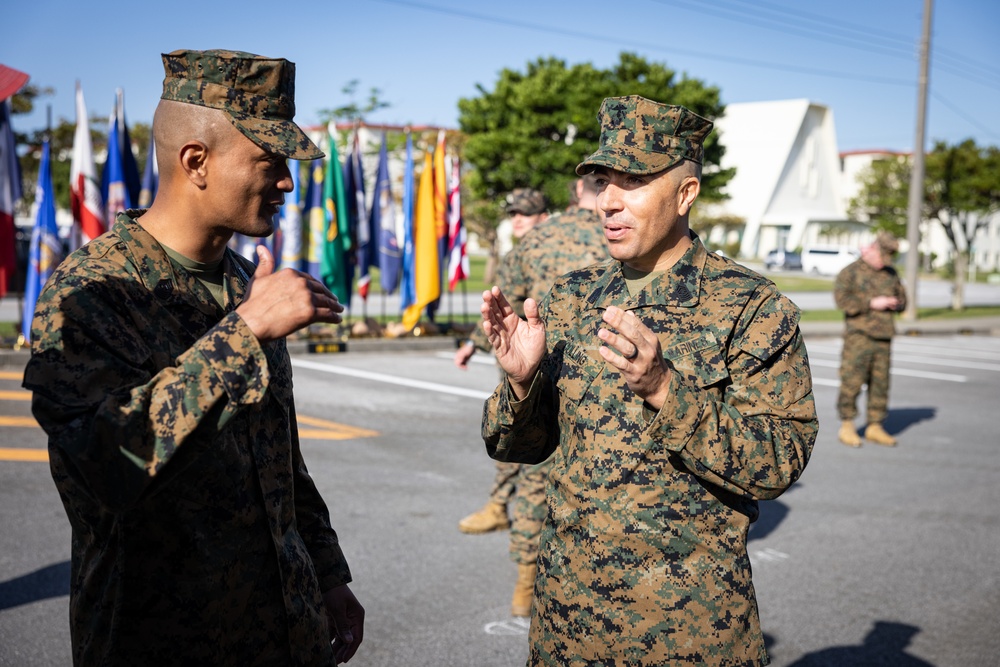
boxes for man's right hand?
[236,245,344,343]
[481,286,545,399]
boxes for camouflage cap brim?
[229,112,323,160]
[575,147,685,176]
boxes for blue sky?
[4,0,998,152]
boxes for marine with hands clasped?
[481,95,817,666]
[23,50,363,666]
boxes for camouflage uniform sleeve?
[834,262,867,316]
[481,294,561,464]
[893,272,907,312]
[497,243,530,319]
[289,405,352,591]
[24,274,270,511]
[646,288,817,500]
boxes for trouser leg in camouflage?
[488,461,521,506]
[508,460,551,565]
[838,331,892,424]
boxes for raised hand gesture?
[481,286,546,399]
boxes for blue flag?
[138,135,158,208]
[279,160,304,271]
[101,90,140,219]
[22,140,62,342]
[399,133,416,311]
[374,134,401,294]
[304,159,325,280]
[103,100,131,225]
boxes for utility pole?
[903,0,933,321]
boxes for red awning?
[0,64,29,102]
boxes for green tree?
[848,155,910,238]
[850,140,1000,310]
[925,139,1000,310]
[457,52,733,275]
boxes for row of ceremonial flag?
[1,74,470,342]
[233,126,469,331]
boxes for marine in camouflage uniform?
[834,232,906,447]
[22,50,362,666]
[480,96,816,665]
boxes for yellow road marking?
[0,371,24,380]
[0,416,39,427]
[297,414,378,440]
[0,448,48,462]
[0,390,31,401]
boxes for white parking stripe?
[808,358,967,382]
[291,358,493,400]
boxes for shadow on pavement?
[785,621,934,666]
[884,407,937,435]
[0,560,70,611]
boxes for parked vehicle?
[763,249,802,271]
[801,245,860,275]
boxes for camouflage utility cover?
[482,236,817,665]
[577,95,714,176]
[161,49,323,160]
[23,211,349,666]
[834,257,906,340]
[505,187,548,215]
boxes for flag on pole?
[138,134,158,208]
[374,133,401,293]
[399,133,416,313]
[304,158,325,280]
[349,129,375,300]
[69,83,105,252]
[279,159,304,270]
[22,139,62,342]
[0,98,22,298]
[446,156,469,291]
[428,130,448,317]
[402,149,440,331]
[102,98,130,225]
[321,131,352,305]
[101,90,140,218]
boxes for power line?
[375,0,913,86]
[931,92,1000,141]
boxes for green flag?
[321,132,352,304]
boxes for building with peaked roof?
[703,99,860,259]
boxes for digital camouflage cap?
[874,231,900,261]
[160,49,323,160]
[576,95,714,176]
[506,188,548,215]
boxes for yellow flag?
[402,151,441,330]
[432,130,448,243]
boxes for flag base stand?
[307,341,348,354]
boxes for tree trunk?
[951,251,967,311]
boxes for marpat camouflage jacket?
[483,237,817,666]
[834,258,906,340]
[23,211,350,666]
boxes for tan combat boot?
[511,563,537,617]
[864,423,897,446]
[457,501,509,534]
[838,421,862,448]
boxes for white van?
[801,246,860,275]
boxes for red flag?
[69,83,105,249]
[446,156,468,291]
[0,98,22,297]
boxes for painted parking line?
[297,414,378,440]
[0,371,24,380]
[0,448,48,462]
[291,358,493,400]
[0,416,39,427]
[0,390,30,400]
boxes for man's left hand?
[598,306,672,410]
[323,584,365,663]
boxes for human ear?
[178,141,209,188]
[676,177,701,216]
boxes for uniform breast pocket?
[662,335,730,390]
[550,339,602,406]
